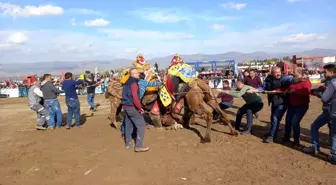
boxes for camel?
[161,78,239,143]
[107,71,239,143]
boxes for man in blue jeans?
[303,64,336,165]
[122,68,149,152]
[62,72,84,129]
[227,80,264,134]
[84,73,97,112]
[262,67,297,143]
[41,74,64,129]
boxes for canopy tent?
[185,60,237,75]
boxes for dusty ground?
[0,92,335,185]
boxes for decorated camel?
[107,54,239,143]
[159,55,239,142]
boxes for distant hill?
[1,48,335,79]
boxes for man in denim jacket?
[309,64,336,165]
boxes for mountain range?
[1,48,336,79]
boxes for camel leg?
[206,99,239,136]
[202,110,213,143]
[192,103,213,143]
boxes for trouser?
[87,93,95,109]
[66,98,80,127]
[213,102,233,120]
[235,102,264,132]
[44,99,62,127]
[30,104,50,127]
[268,104,287,139]
[330,118,336,158]
[124,107,146,148]
[310,111,331,150]
[283,105,309,143]
[108,97,122,123]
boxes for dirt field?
[0,93,335,185]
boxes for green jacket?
[229,85,262,104]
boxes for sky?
[0,0,335,63]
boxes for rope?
[172,90,287,95]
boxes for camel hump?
[194,79,210,91]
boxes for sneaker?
[303,146,319,155]
[292,141,300,147]
[240,130,251,135]
[65,125,71,129]
[125,143,134,149]
[134,147,150,152]
[48,126,55,130]
[282,137,291,143]
[35,126,46,130]
[264,136,274,143]
[328,156,336,165]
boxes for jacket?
[217,86,234,103]
[288,80,312,107]
[263,75,295,106]
[28,85,43,107]
[229,85,262,104]
[244,76,263,88]
[41,81,63,100]
[122,76,142,110]
[138,79,163,99]
[313,76,336,111]
[321,75,336,117]
[84,78,97,94]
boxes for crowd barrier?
[208,79,235,89]
[309,75,322,84]
[0,88,19,98]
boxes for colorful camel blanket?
[168,63,198,83]
[159,86,172,107]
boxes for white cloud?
[8,32,29,44]
[130,8,237,23]
[0,3,63,17]
[0,24,335,64]
[212,24,226,30]
[84,18,110,27]
[70,18,77,26]
[220,2,247,10]
[67,8,102,15]
[278,33,327,43]
[101,29,194,40]
[130,9,188,23]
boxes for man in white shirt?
[28,79,49,130]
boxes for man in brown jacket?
[106,75,123,129]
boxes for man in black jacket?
[262,67,296,143]
[84,73,97,111]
